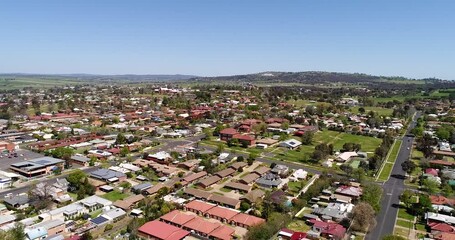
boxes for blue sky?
[1,1,454,79]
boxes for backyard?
[101,191,129,202]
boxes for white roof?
[292,169,308,179]
[426,212,455,225]
[148,151,171,160]
[337,152,358,161]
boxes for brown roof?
[184,188,212,200]
[240,173,260,184]
[229,162,247,170]
[198,175,221,188]
[146,183,167,195]
[241,189,265,203]
[224,182,252,192]
[133,158,152,167]
[182,171,207,184]
[255,138,278,145]
[215,168,236,178]
[253,166,270,175]
[208,194,240,208]
[113,194,145,210]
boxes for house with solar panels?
[10,157,64,178]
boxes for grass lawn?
[287,99,330,107]
[396,219,413,229]
[387,140,402,163]
[287,220,312,232]
[90,209,103,218]
[219,187,232,192]
[68,192,78,200]
[101,191,129,202]
[276,130,382,163]
[378,163,394,181]
[288,181,305,194]
[394,227,410,237]
[412,149,424,160]
[398,208,415,221]
[415,223,426,231]
[350,106,393,116]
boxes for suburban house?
[10,157,65,178]
[147,151,172,164]
[89,168,126,183]
[256,173,282,189]
[138,220,190,240]
[279,139,302,150]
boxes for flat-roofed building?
[10,157,64,178]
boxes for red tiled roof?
[220,128,238,135]
[185,200,216,213]
[429,221,455,233]
[209,225,235,240]
[290,232,308,240]
[183,217,222,235]
[160,210,196,226]
[430,195,455,206]
[207,206,239,220]
[426,168,439,176]
[434,232,455,240]
[230,213,265,227]
[309,220,346,239]
[139,220,189,240]
[430,160,455,166]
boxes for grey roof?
[0,215,16,225]
[31,219,65,230]
[3,195,29,206]
[71,155,90,162]
[256,173,282,187]
[102,208,126,220]
[89,168,126,180]
[132,182,152,191]
[11,157,64,171]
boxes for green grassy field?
[350,106,394,116]
[0,77,85,90]
[286,99,331,107]
[276,130,382,163]
[101,191,129,201]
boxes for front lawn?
[398,208,415,221]
[287,220,312,232]
[101,191,129,202]
[396,219,413,229]
[394,227,410,237]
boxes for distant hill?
[0,73,197,82]
[188,71,446,84]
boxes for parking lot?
[0,149,45,171]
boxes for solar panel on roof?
[91,216,108,225]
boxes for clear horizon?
[1,1,454,80]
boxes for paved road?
[366,113,419,240]
[0,166,98,199]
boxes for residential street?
[0,166,99,199]
[366,113,419,240]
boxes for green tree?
[401,160,416,174]
[360,183,382,212]
[422,178,439,194]
[116,133,127,144]
[351,202,377,232]
[301,131,314,145]
[399,189,414,209]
